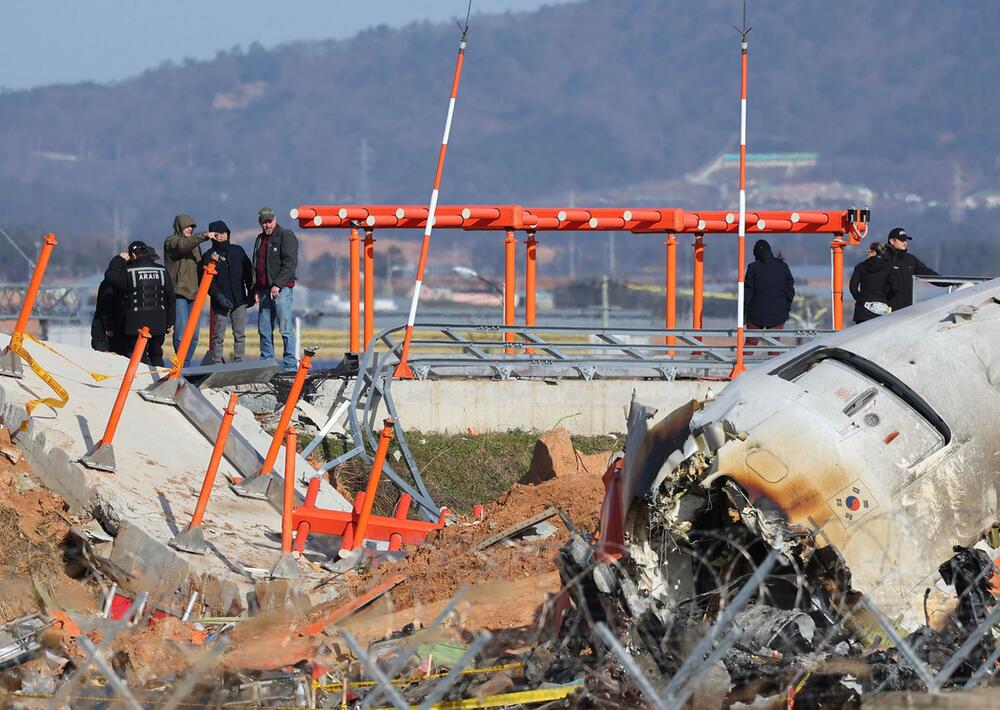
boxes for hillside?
[1,0,998,277]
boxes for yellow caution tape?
[373,680,583,710]
[8,333,69,425]
[22,332,114,382]
[313,662,524,691]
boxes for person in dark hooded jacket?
[163,214,208,366]
[200,220,253,363]
[104,241,176,367]
[90,268,125,354]
[744,239,795,345]
[849,242,896,324]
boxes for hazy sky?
[3,0,573,90]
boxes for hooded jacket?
[201,238,253,313]
[164,214,208,299]
[104,253,176,336]
[849,255,896,323]
[744,240,795,328]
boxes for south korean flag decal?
[827,480,878,528]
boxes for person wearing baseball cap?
[251,207,299,369]
[886,227,939,311]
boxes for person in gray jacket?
[251,207,299,369]
[163,214,209,365]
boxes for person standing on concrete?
[886,227,939,311]
[163,214,209,366]
[91,261,125,355]
[743,239,795,347]
[104,241,175,367]
[251,207,298,370]
[201,220,253,364]
[849,242,896,324]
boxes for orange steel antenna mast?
[729,1,751,378]
[394,0,473,379]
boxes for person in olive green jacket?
[163,214,209,366]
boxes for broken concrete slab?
[0,332,348,614]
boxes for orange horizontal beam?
[293,205,864,236]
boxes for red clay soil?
[350,469,606,610]
[0,427,100,621]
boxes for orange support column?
[81,327,151,472]
[169,391,239,554]
[665,234,677,349]
[363,229,375,350]
[692,234,704,329]
[269,425,301,579]
[1,232,58,378]
[281,427,297,553]
[349,228,361,353]
[831,238,846,330]
[292,476,321,553]
[504,228,516,353]
[232,349,314,495]
[524,231,537,327]
[352,419,395,550]
[170,255,218,379]
[524,231,537,354]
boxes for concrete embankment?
[314,377,725,436]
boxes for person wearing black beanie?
[200,220,253,363]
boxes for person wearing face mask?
[201,220,253,364]
[849,241,896,324]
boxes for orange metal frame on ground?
[291,203,870,351]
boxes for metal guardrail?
[374,322,831,380]
[0,284,89,321]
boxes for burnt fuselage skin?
[646,280,1000,626]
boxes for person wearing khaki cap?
[251,207,299,369]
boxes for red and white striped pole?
[729,4,751,379]
[394,15,471,379]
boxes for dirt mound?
[353,464,606,610]
[520,427,611,484]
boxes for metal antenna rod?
[0,225,36,269]
[729,0,751,378]
[394,1,474,379]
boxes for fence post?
[231,348,315,498]
[1,233,58,378]
[169,391,239,554]
[351,418,395,551]
[81,327,151,472]
[270,426,301,578]
[692,233,704,329]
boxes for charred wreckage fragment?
[552,281,1000,702]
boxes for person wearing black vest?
[849,241,896,324]
[104,241,176,367]
[201,220,253,364]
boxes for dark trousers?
[124,333,166,368]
